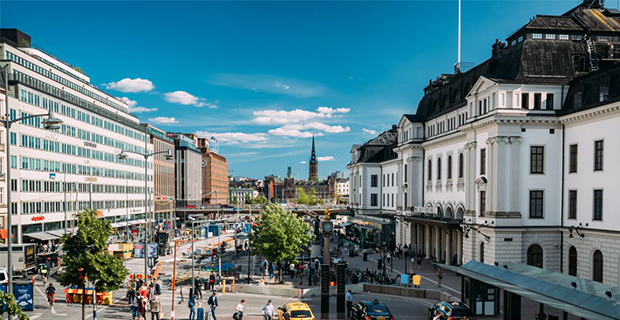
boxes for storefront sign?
[31,215,45,222]
[413,206,437,215]
[84,141,97,148]
[85,177,97,182]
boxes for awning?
[130,219,146,225]
[402,215,461,229]
[441,261,620,320]
[25,232,59,241]
[46,229,75,237]
[110,222,130,228]
[336,222,353,228]
[356,224,378,231]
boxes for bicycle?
[46,293,54,309]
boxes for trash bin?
[363,252,367,261]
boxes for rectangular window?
[404,165,407,183]
[598,35,608,41]
[479,191,486,216]
[572,34,582,41]
[371,175,378,188]
[593,190,603,221]
[534,93,542,109]
[599,84,609,102]
[529,190,544,218]
[370,194,378,207]
[522,93,529,109]
[574,92,583,108]
[391,173,394,186]
[480,149,486,175]
[569,190,577,219]
[545,34,556,40]
[546,93,554,110]
[530,146,544,174]
[569,144,578,173]
[594,140,604,171]
[533,33,543,39]
[559,34,569,40]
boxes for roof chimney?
[492,39,506,59]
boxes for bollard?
[222,279,226,293]
[232,278,235,293]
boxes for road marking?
[33,284,57,313]
[30,313,42,319]
[366,257,460,295]
[84,298,122,320]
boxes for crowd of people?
[126,278,163,320]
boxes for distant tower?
[309,135,318,180]
[286,166,293,179]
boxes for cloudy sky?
[1,0,578,179]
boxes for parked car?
[278,302,315,320]
[351,299,394,320]
[428,301,475,320]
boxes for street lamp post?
[118,146,174,281]
[1,65,63,301]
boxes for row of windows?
[427,112,469,138]
[16,154,149,182]
[528,189,603,220]
[18,199,148,215]
[568,140,604,173]
[12,70,146,139]
[7,50,129,113]
[18,179,146,194]
[428,153,465,182]
[568,247,604,283]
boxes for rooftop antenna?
[456,0,461,73]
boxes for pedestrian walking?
[137,296,147,320]
[281,307,291,320]
[233,299,245,320]
[208,291,219,320]
[345,289,353,317]
[154,279,161,296]
[127,282,136,305]
[188,291,196,320]
[261,299,275,320]
[149,294,162,320]
[209,272,216,291]
[416,254,423,270]
[195,276,203,299]
[436,267,443,288]
[131,295,140,320]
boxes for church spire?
[309,135,318,180]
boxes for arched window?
[433,100,440,113]
[593,250,604,283]
[437,158,442,180]
[445,206,453,219]
[464,83,472,95]
[458,153,464,178]
[479,242,485,263]
[455,207,464,220]
[428,159,432,181]
[443,94,450,109]
[569,246,578,276]
[437,206,443,217]
[447,156,453,179]
[453,89,460,103]
[527,244,544,268]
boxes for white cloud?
[209,74,327,97]
[253,107,350,125]
[195,131,269,145]
[300,161,307,164]
[362,128,377,135]
[163,91,216,108]
[317,156,335,162]
[268,122,350,137]
[148,117,179,124]
[120,97,137,108]
[104,78,154,93]
[130,106,158,113]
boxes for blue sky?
[1,1,583,179]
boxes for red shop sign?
[31,215,45,222]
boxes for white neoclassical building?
[349,0,620,286]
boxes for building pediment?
[466,76,498,99]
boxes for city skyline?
[0,0,582,178]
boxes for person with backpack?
[188,290,196,320]
[208,272,216,291]
[208,291,219,320]
[233,299,245,320]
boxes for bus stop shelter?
[440,261,620,320]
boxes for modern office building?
[143,124,175,225]
[197,137,229,205]
[169,133,202,208]
[0,29,154,243]
[348,0,620,286]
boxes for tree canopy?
[57,209,128,319]
[296,188,310,205]
[0,291,28,320]
[249,204,312,266]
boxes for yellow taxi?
[278,302,316,320]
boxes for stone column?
[457,229,462,265]
[411,156,423,206]
[464,142,477,217]
[446,229,452,265]
[424,225,431,259]
[485,137,495,215]
[509,137,522,215]
[434,226,440,260]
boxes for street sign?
[49,173,56,180]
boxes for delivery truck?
[0,244,37,277]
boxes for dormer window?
[545,34,555,40]
[533,33,543,39]
[600,84,609,102]
[598,36,608,42]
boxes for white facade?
[229,188,259,205]
[1,43,154,242]
[336,178,349,197]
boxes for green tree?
[232,195,239,205]
[244,194,253,205]
[254,195,268,205]
[17,39,30,47]
[249,204,312,283]
[58,209,128,320]
[0,290,29,320]
[307,187,324,205]
[296,187,309,205]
